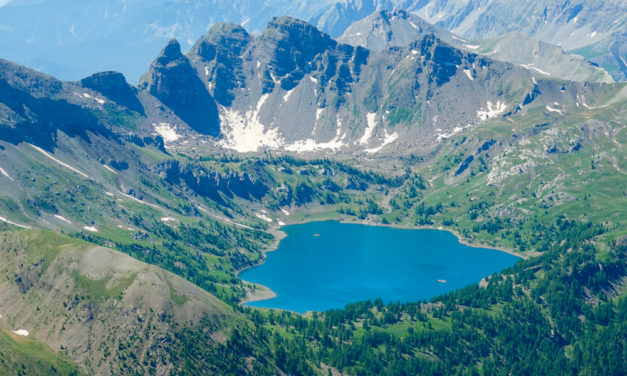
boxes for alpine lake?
[240,221,521,313]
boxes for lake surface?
[240,221,520,313]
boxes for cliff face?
[142,39,221,136]
[157,160,269,203]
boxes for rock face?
[80,71,145,114]
[157,160,269,203]
[142,39,220,136]
[188,23,253,106]
[338,9,457,50]
[315,1,627,81]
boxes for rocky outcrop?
[188,23,252,106]
[157,160,269,203]
[141,39,220,136]
[80,71,144,114]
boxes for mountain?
[1,0,624,82]
[153,17,620,155]
[337,9,459,50]
[338,10,614,83]
[1,15,619,156]
[399,0,625,51]
[0,12,626,375]
[315,0,627,80]
[0,0,336,82]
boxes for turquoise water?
[240,221,520,313]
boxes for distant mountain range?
[0,0,624,82]
[338,10,614,83]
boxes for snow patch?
[521,64,551,76]
[280,208,290,216]
[29,144,89,179]
[477,101,507,121]
[219,94,286,152]
[80,92,106,104]
[12,329,29,337]
[464,44,479,50]
[411,50,418,55]
[316,108,324,121]
[0,165,14,182]
[283,89,294,102]
[83,226,98,232]
[309,75,318,84]
[154,122,179,143]
[204,66,209,76]
[359,113,377,144]
[546,105,563,115]
[0,216,31,229]
[437,124,469,140]
[463,69,474,80]
[102,164,118,174]
[118,191,163,210]
[286,116,346,152]
[365,129,398,153]
[278,220,286,226]
[255,212,273,223]
[160,217,177,222]
[54,215,72,224]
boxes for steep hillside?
[0,230,279,375]
[472,32,613,83]
[0,327,82,376]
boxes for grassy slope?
[0,328,82,376]
[0,230,279,375]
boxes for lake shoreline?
[292,216,528,259]
[237,228,286,305]
[239,216,526,306]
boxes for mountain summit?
[141,39,220,136]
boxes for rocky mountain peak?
[198,23,252,55]
[261,16,337,62]
[338,8,455,51]
[156,39,185,64]
[143,38,220,136]
[80,71,144,114]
